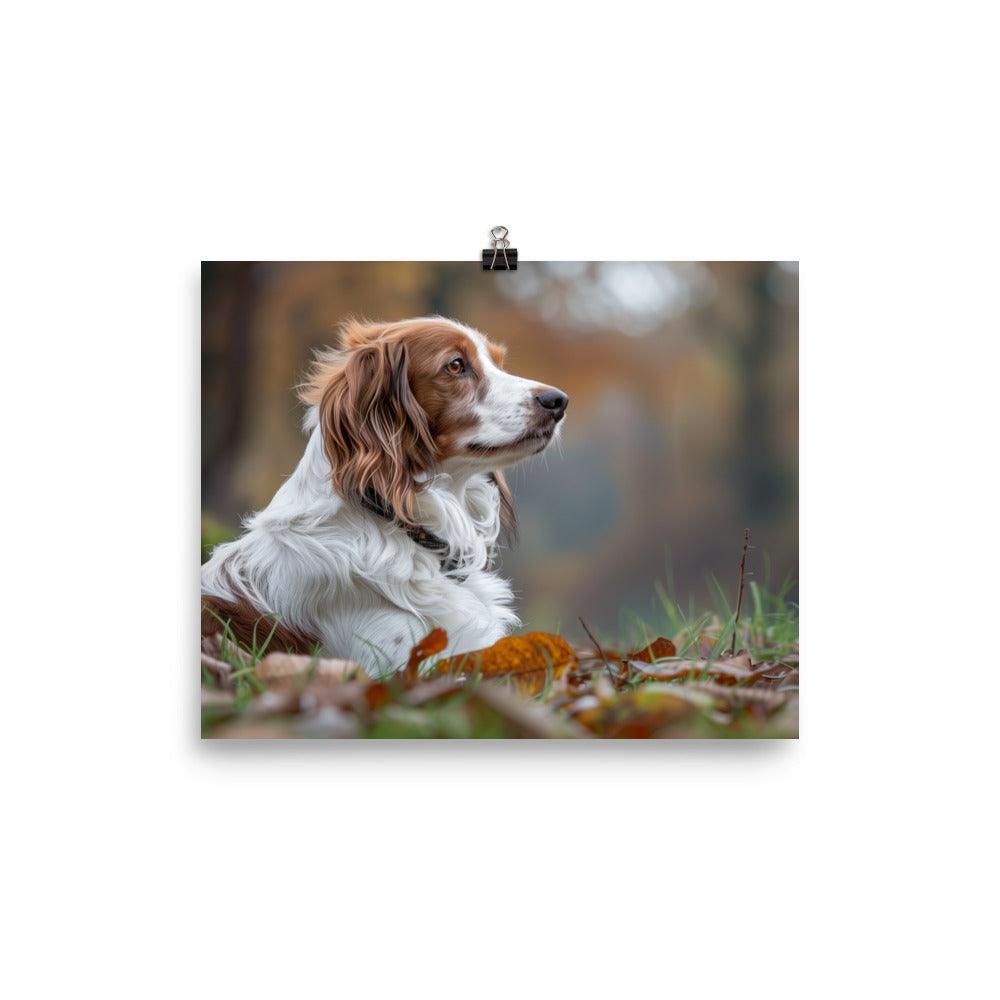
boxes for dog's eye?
[444,357,465,375]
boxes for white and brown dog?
[201,317,568,675]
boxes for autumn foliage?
[202,607,798,739]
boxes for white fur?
[202,410,520,677]
[462,324,550,451]
[202,320,566,677]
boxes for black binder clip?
[482,226,517,270]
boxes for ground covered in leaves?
[201,581,798,739]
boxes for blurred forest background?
[202,261,798,637]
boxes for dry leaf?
[405,627,448,683]
[628,636,677,663]
[627,651,762,685]
[437,631,577,696]
[255,651,361,683]
[364,682,394,712]
[777,669,799,690]
[200,652,233,685]
[203,632,252,666]
[624,660,695,683]
[686,681,796,716]
[565,667,594,692]
[574,689,694,738]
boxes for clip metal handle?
[482,225,517,271]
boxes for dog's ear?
[491,471,518,544]
[317,338,436,524]
[340,318,390,350]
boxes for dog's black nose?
[536,389,569,420]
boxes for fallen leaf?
[628,636,677,663]
[200,652,233,686]
[437,631,577,696]
[624,660,694,682]
[626,652,758,686]
[203,632,252,666]
[777,669,799,690]
[574,688,694,738]
[405,627,448,683]
[364,682,394,712]
[255,652,362,683]
[564,667,594,692]
[685,681,794,712]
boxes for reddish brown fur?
[299,319,520,530]
[492,471,517,541]
[487,342,507,368]
[201,595,318,654]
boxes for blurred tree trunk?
[738,263,783,518]
[202,261,256,510]
[703,261,792,526]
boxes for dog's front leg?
[322,607,429,678]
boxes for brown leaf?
[627,652,758,686]
[255,652,362,683]
[704,653,756,686]
[200,652,233,686]
[625,660,694,682]
[203,632,252,666]
[565,667,594,693]
[405,627,448,683]
[753,662,794,680]
[364,682,394,712]
[776,669,799,690]
[721,652,753,670]
[628,636,677,663]
[574,689,694,738]
[686,681,794,713]
[202,633,223,656]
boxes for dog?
[201,316,568,675]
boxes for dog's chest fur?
[201,421,518,673]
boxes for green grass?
[201,574,799,739]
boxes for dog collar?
[360,488,462,574]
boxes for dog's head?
[299,317,568,527]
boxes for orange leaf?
[364,682,393,712]
[437,632,577,696]
[405,627,448,683]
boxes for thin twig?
[579,617,626,688]
[730,528,751,656]
[578,617,609,667]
